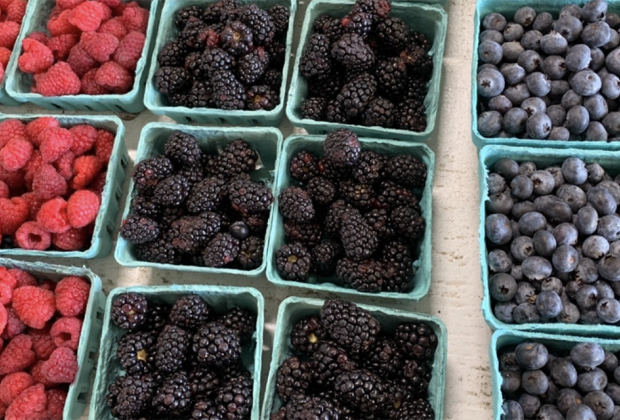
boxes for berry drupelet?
[275,242,312,281]
[112,293,148,331]
[169,294,210,331]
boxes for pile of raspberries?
[0,0,28,83]
[0,270,90,420]
[0,117,114,252]
[16,0,150,96]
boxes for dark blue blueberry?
[488,173,507,194]
[552,223,579,246]
[513,302,541,323]
[578,368,608,392]
[504,23,525,42]
[518,393,540,418]
[557,388,584,416]
[503,108,528,134]
[562,89,584,109]
[594,280,614,299]
[530,170,555,195]
[521,30,542,51]
[566,44,592,72]
[581,309,602,324]
[607,12,620,29]
[584,94,608,120]
[585,390,614,420]
[549,357,578,387]
[526,113,552,138]
[510,236,534,262]
[567,404,597,420]
[576,284,599,310]
[495,158,520,180]
[549,127,571,140]
[550,80,571,98]
[536,290,564,318]
[585,121,609,141]
[488,249,512,273]
[601,350,618,372]
[605,48,620,75]
[503,83,531,106]
[503,41,525,62]
[488,190,514,214]
[229,221,250,239]
[521,370,549,395]
[562,157,588,185]
[596,297,620,323]
[501,370,521,393]
[598,253,620,281]
[478,110,503,137]
[515,281,537,305]
[522,257,553,281]
[571,342,606,369]
[535,195,574,223]
[518,50,543,73]
[566,105,591,134]
[502,400,524,420]
[554,15,584,43]
[571,70,603,96]
[541,32,568,55]
[521,97,546,117]
[511,175,534,199]
[478,68,505,97]
[559,302,581,323]
[501,63,526,85]
[480,29,504,44]
[489,95,513,114]
[602,112,620,135]
[606,382,620,404]
[540,277,563,295]
[538,404,566,420]
[582,0,608,23]
[596,215,620,241]
[603,27,620,50]
[588,186,618,215]
[490,273,518,302]
[533,12,553,32]
[514,6,536,27]
[495,301,517,323]
[542,55,568,80]
[512,201,536,219]
[582,21,612,47]
[533,230,557,257]
[590,46,606,71]
[519,162,537,176]
[583,235,610,259]
[601,73,620,99]
[483,12,507,31]
[576,206,599,235]
[518,211,547,236]
[560,4,582,19]
[500,351,520,371]
[546,104,567,126]
[586,163,605,183]
[576,257,600,283]
[486,213,513,245]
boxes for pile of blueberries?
[500,341,620,420]
[477,0,620,141]
[485,156,620,325]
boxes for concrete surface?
[0,0,490,418]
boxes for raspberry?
[28,326,56,360]
[2,309,25,340]
[18,39,54,75]
[26,32,50,46]
[39,127,73,163]
[95,129,114,163]
[66,45,98,77]
[95,61,133,93]
[15,222,52,250]
[0,373,33,406]
[0,47,11,68]
[69,124,97,156]
[69,1,104,32]
[6,0,27,23]
[0,268,16,289]
[40,347,77,384]
[66,189,100,228]
[32,165,67,201]
[38,280,56,292]
[0,280,13,306]
[25,118,59,146]
[30,361,55,388]
[97,17,127,41]
[0,21,19,49]
[0,167,24,191]
[80,68,110,94]
[47,9,79,37]
[0,402,6,418]
[47,34,78,61]
[35,62,81,97]
[99,3,113,21]
[112,30,144,71]
[71,155,103,189]
[5,383,46,420]
[121,5,149,33]
[55,276,89,317]
[20,193,42,219]
[0,138,33,172]
[0,181,8,199]
[52,227,87,250]
[0,120,26,150]
[100,0,121,7]
[37,198,71,234]
[55,151,75,180]
[0,0,14,11]
[45,389,66,420]
[24,153,43,189]
[57,0,84,9]
[12,287,55,329]
[0,197,28,235]
[0,335,36,375]
[8,269,37,289]
[80,31,119,63]
[49,317,81,351]
[0,305,7,336]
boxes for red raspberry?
[0,281,13,306]
[100,0,121,7]
[5,383,46,420]
[0,402,6,419]
[38,280,56,292]
[0,138,33,172]
[0,335,36,375]
[54,151,75,180]
[80,31,119,63]
[15,222,52,250]
[57,0,84,9]
[52,227,87,251]
[95,61,133,93]
[0,197,28,235]
[32,165,67,201]
[36,62,81,97]
[66,45,98,78]
[80,68,110,94]
[37,198,71,234]
[45,389,66,420]
[47,9,79,37]
[21,193,43,220]
[6,0,27,23]
[39,127,73,163]
[0,21,20,49]
[0,120,26,150]
[121,5,149,33]
[26,32,49,46]
[50,317,81,351]
[97,17,127,41]
[69,1,104,32]
[28,326,56,361]
[40,347,77,384]
[8,269,37,289]
[12,287,55,329]
[25,118,59,146]
[29,361,55,388]
[99,2,112,20]
[55,276,89,317]
[69,124,97,156]
[95,129,114,164]
[112,30,145,71]
[0,167,24,191]
[0,268,16,290]
[0,181,9,199]
[47,34,78,61]
[18,39,54,75]
[0,373,33,406]
[70,155,102,189]
[0,47,10,68]
[0,0,13,10]
[67,189,100,228]
[24,152,43,189]
[0,305,7,336]
[87,170,106,194]
[2,309,26,340]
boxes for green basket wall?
[0,114,128,259]
[472,0,620,150]
[90,285,264,420]
[4,0,162,112]
[286,0,447,142]
[0,0,29,108]
[144,0,297,126]
[115,122,282,276]
[265,134,434,300]
[262,297,447,420]
[0,258,106,420]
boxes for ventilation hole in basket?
[89,351,97,362]
[218,118,225,124]
[187,117,194,123]
[96,311,104,322]
[77,392,87,403]
[115,105,124,112]
[115,188,122,200]
[84,105,93,111]
[51,103,62,109]
[121,156,128,168]
[106,223,114,234]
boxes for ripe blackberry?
[185,178,226,215]
[266,40,286,67]
[391,206,425,241]
[153,372,193,417]
[364,208,394,240]
[376,57,408,99]
[289,151,318,182]
[395,398,434,420]
[237,47,269,84]
[375,17,411,55]
[275,242,312,281]
[322,18,346,44]
[311,341,357,386]
[278,187,315,222]
[309,72,345,99]
[155,325,191,374]
[351,0,391,22]
[401,45,433,79]
[117,331,157,375]
[211,70,246,110]
[192,400,223,419]
[221,21,254,56]
[165,131,203,168]
[306,33,332,56]
[394,322,438,362]
[300,50,332,81]
[112,293,148,331]
[276,356,312,403]
[394,359,432,396]
[339,179,374,210]
[158,40,188,67]
[382,239,414,293]
[169,294,210,331]
[130,195,161,219]
[202,47,236,74]
[153,175,191,207]
[405,76,429,104]
[324,199,353,236]
[133,156,174,194]
[179,17,208,50]
[155,66,191,95]
[374,180,421,211]
[307,176,336,206]
[311,239,342,276]
[215,376,253,420]
[120,215,160,245]
[342,11,373,38]
[285,395,340,420]
[236,236,265,270]
[203,233,240,267]
[107,374,156,419]
[271,407,287,420]
[340,210,378,261]
[175,5,204,29]
[189,367,221,400]
[337,72,377,119]
[186,81,213,108]
[334,369,389,414]
[325,99,348,123]
[290,316,328,355]
[136,237,183,265]
[160,206,187,229]
[320,300,381,355]
[269,4,290,35]
[178,163,206,186]
[198,24,224,49]
[246,85,279,110]
[261,69,282,87]
[240,4,275,46]
[395,100,427,132]
[313,14,332,34]
[211,140,258,179]
[336,258,385,293]
[218,362,252,381]
[242,212,269,234]
[365,337,404,378]
[331,33,375,71]
[387,155,427,188]
[362,96,396,128]
[185,52,207,79]
[284,219,321,248]
[217,306,257,342]
[203,0,241,24]
[169,92,190,107]
[301,97,327,120]
[143,303,170,333]
[228,179,274,214]
[411,31,431,52]
[192,322,241,367]
[353,151,387,185]
[324,128,361,168]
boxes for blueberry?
[566,44,593,72]
[601,350,618,372]
[557,388,584,416]
[486,213,513,245]
[614,366,620,384]
[511,264,523,281]
[586,121,610,141]
[495,158,519,180]
[567,404,597,420]
[518,211,547,236]
[530,170,555,195]
[598,253,620,280]
[519,161,537,176]
[526,113,552,139]
[557,184,587,212]
[547,104,567,126]
[589,46,606,71]
[607,12,620,29]
[521,370,549,396]
[553,245,580,273]
[552,223,579,246]
[566,105,591,134]
[535,196,574,223]
[500,351,520,371]
[562,157,588,185]
[488,173,506,194]
[610,240,620,255]
[550,79,571,98]
[518,49,543,73]
[534,12,554,32]
[577,258,600,283]
[495,301,517,323]
[501,370,522,393]
[478,110,503,137]
[576,284,599,310]
[588,186,618,215]
[522,256,553,280]
[503,83,531,106]
[488,95,513,114]
[490,273,518,302]
[600,66,611,78]
[583,93,608,120]
[513,6,536,26]
[521,30,542,51]
[577,206,599,235]
[549,357,578,387]
[604,28,620,51]
[543,55,568,80]
[488,190,514,214]
[561,4,582,19]
[597,214,620,241]
[585,390,614,420]
[515,281,537,305]
[503,108,529,134]
[581,310,602,325]
[536,290,564,318]
[518,393,541,418]
[559,302,582,323]
[582,0,608,23]
[571,70,603,96]
[605,48,620,75]
[596,297,620,323]
[504,23,525,42]
[571,342,605,369]
[541,32,569,55]
[514,302,542,323]
[555,15,584,42]
[594,280,614,299]
[582,21,612,47]
[562,89,584,109]
[606,382,620,404]
[578,368,608,392]
[478,69,505,100]
[532,230,556,257]
[521,97,546,117]
[480,29,504,44]
[501,399,524,420]
[549,127,571,140]
[511,175,534,199]
[503,41,525,62]
[583,235,610,259]
[483,12,507,32]
[512,202,535,220]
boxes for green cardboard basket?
[286,0,448,142]
[480,145,620,336]
[144,0,297,126]
[0,114,128,259]
[266,134,434,300]
[115,122,282,276]
[4,0,162,113]
[262,297,447,420]
[0,0,29,108]
[472,0,620,149]
[90,285,264,420]
[0,258,106,420]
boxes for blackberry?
[320,300,381,355]
[202,233,240,267]
[324,199,353,236]
[158,40,188,67]
[311,341,357,386]
[117,331,157,374]
[153,175,191,207]
[211,140,258,179]
[394,398,434,420]
[179,17,208,50]
[203,0,241,24]
[374,180,421,211]
[285,395,340,420]
[313,15,332,34]
[246,85,279,110]
[276,356,312,403]
[321,18,346,43]
[240,4,275,46]
[387,155,427,188]
[311,239,342,276]
[120,215,160,245]
[218,362,252,381]
[364,208,394,240]
[284,219,321,248]
[202,48,236,74]
[307,176,336,206]
[261,69,282,87]
[266,40,286,67]
[306,33,331,55]
[169,294,210,331]
[382,239,414,293]
[160,206,187,229]
[289,151,318,182]
[215,376,253,420]
[300,50,332,81]
[390,206,425,241]
[165,131,203,168]
[324,128,361,168]
[198,24,224,50]
[192,322,241,367]
[336,258,385,293]
[325,99,348,123]
[376,57,408,99]
[309,72,345,99]
[229,221,250,240]
[353,151,387,185]
[189,367,221,400]
[362,96,396,128]
[217,306,256,342]
[192,400,223,419]
[275,242,312,281]
[400,45,433,79]
[107,374,156,419]
[340,210,379,261]
[334,369,389,414]
[136,237,183,265]
[186,177,227,213]
[351,0,391,22]
[111,293,148,331]
[301,97,327,120]
[236,236,264,270]
[339,179,374,210]
[153,372,193,417]
[186,81,213,108]
[132,156,174,194]
[271,407,287,420]
[331,33,375,71]
[242,212,269,234]
[269,4,289,35]
[337,72,377,119]
[211,70,246,110]
[342,11,373,38]
[155,325,190,374]
[375,17,411,55]
[221,21,254,56]
[175,5,204,29]
[185,52,207,79]
[169,92,190,107]
[143,303,170,332]
[365,337,404,378]
[278,187,315,222]
[395,100,427,132]
[394,322,438,362]
[237,47,269,84]
[228,179,274,214]
[178,163,205,186]
[405,76,429,104]
[394,359,431,396]
[411,31,431,52]
[290,316,328,355]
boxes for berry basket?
[261,297,447,420]
[0,15,27,107]
[4,0,162,113]
[265,134,434,300]
[114,122,281,276]
[90,285,264,420]
[471,0,620,150]
[286,0,447,142]
[0,257,106,420]
[143,0,297,126]
[0,114,128,259]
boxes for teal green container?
[266,135,434,300]
[472,0,620,149]
[0,114,128,259]
[4,0,162,112]
[479,145,620,336]
[286,0,447,142]
[144,0,297,126]
[90,285,264,420]
[0,258,106,420]
[262,297,447,420]
[115,122,282,275]
[0,13,26,107]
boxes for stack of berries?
[106,292,256,420]
[275,129,427,294]
[298,0,433,131]
[120,131,273,270]
[0,117,113,252]
[153,0,290,111]
[271,300,437,420]
[0,0,28,83]
[0,270,90,420]
[16,0,150,96]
